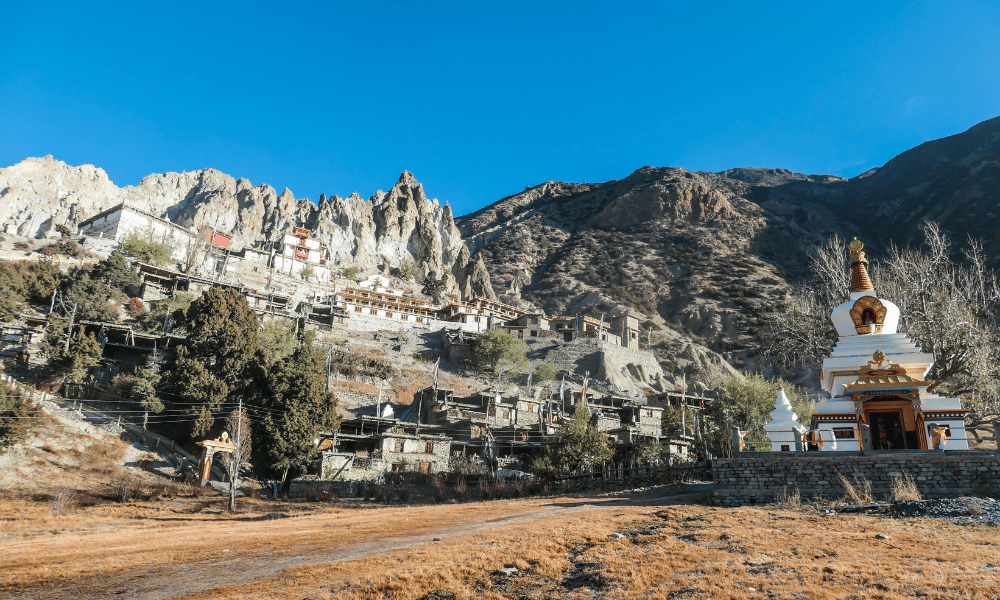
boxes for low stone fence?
[712,451,1000,506]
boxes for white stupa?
[810,238,968,450]
[763,388,807,451]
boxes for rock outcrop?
[0,157,493,299]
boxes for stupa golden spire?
[848,237,874,293]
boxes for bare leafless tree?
[760,222,1000,426]
[181,227,210,274]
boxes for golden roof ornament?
[848,237,875,293]
[868,350,886,366]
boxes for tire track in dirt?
[4,485,710,600]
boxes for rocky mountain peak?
[0,159,494,300]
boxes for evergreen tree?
[547,401,613,473]
[0,262,25,322]
[0,384,41,449]
[168,286,263,438]
[62,326,102,383]
[61,272,121,322]
[421,270,446,304]
[92,251,140,296]
[252,341,339,493]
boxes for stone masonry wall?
[712,451,1000,506]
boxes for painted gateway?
[810,238,968,450]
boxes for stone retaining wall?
[712,451,1000,506]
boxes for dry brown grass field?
[3,415,999,599]
[3,483,1000,600]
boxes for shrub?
[343,266,359,280]
[111,470,144,502]
[125,297,146,317]
[55,224,73,237]
[397,484,413,503]
[51,488,77,515]
[120,233,172,266]
[774,485,801,509]
[39,240,81,257]
[453,476,469,501]
[14,241,32,251]
[890,473,922,503]
[837,473,873,504]
[533,362,557,382]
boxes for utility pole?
[63,301,78,354]
[229,397,244,511]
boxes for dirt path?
[0,485,710,600]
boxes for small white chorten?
[763,388,807,451]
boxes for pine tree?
[92,250,140,295]
[169,286,263,438]
[63,326,102,383]
[252,341,340,493]
[421,270,446,304]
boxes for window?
[386,311,393,318]
[370,308,377,315]
[416,317,423,323]
[394,440,405,453]
[419,461,431,474]
[425,441,434,453]
[354,306,362,313]
[832,428,855,439]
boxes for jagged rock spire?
[848,237,874,293]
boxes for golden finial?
[848,237,875,293]
[849,237,868,265]
[869,350,886,366]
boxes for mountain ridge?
[2,115,998,382]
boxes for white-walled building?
[269,228,332,283]
[77,202,197,263]
[810,238,968,451]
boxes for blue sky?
[2,1,998,216]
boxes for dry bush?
[50,488,77,515]
[305,487,333,502]
[890,473,922,503]
[958,497,985,516]
[774,485,801,509]
[110,470,144,503]
[837,472,873,504]
[136,453,158,470]
[478,479,491,500]
[453,476,469,501]
[163,481,183,498]
[429,474,447,503]
[81,438,130,474]
[242,478,258,496]
[146,480,183,501]
[189,482,207,498]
